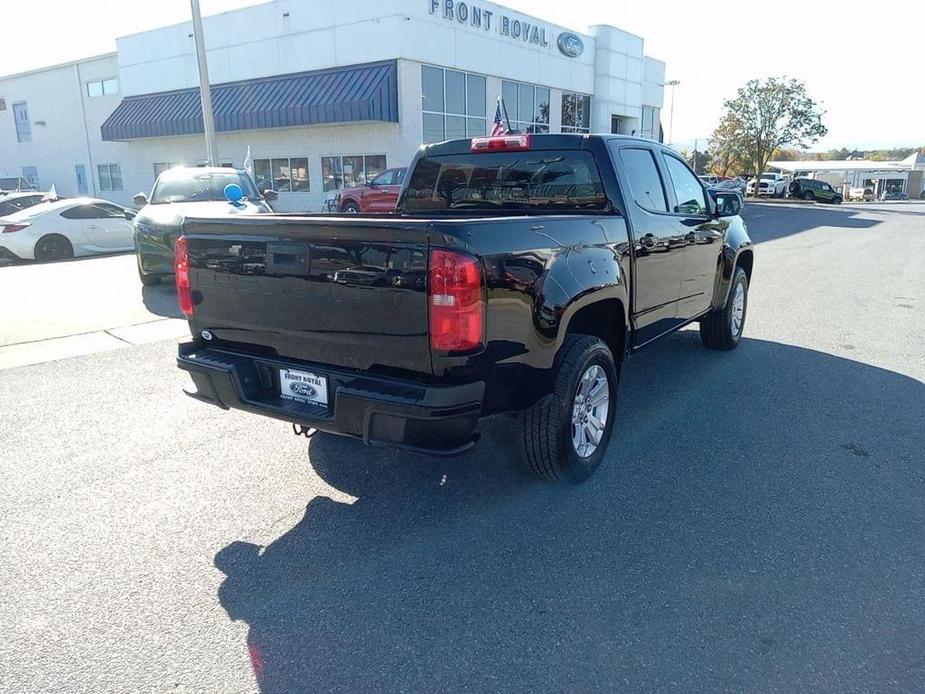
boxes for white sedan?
[0,198,133,262]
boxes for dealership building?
[0,0,666,212]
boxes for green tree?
[712,77,827,196]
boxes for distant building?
[0,0,666,211]
[768,153,925,199]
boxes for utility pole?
[661,80,680,145]
[190,0,218,166]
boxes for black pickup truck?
[176,134,752,483]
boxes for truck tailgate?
[183,215,434,375]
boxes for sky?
[5,0,923,151]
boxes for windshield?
[150,170,259,204]
[401,150,608,215]
[760,174,777,180]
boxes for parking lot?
[1,202,923,692]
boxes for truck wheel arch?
[559,293,629,364]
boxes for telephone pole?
[190,0,218,166]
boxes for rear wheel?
[700,266,748,350]
[34,235,74,262]
[519,335,619,484]
[803,191,814,201]
[341,201,360,214]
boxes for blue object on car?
[224,183,244,204]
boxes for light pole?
[661,80,680,145]
[190,0,218,166]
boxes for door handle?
[87,224,101,229]
[640,233,656,248]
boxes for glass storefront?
[500,80,550,134]
[421,65,487,143]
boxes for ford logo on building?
[290,382,317,398]
[557,32,584,58]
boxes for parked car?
[130,166,277,286]
[791,177,842,204]
[879,190,908,201]
[848,186,875,202]
[746,172,787,197]
[337,167,407,213]
[698,175,722,186]
[174,134,753,484]
[713,177,747,196]
[0,191,50,218]
[0,198,132,262]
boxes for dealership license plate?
[279,368,329,407]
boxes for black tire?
[341,201,360,214]
[137,256,162,286]
[833,196,842,205]
[519,335,619,484]
[802,191,814,201]
[33,234,74,262]
[700,266,748,350]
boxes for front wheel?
[340,201,360,214]
[700,266,748,350]
[519,335,619,484]
[137,256,161,286]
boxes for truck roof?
[420,133,667,157]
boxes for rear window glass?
[401,150,608,214]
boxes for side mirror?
[124,208,137,220]
[712,191,742,217]
[262,189,279,202]
[132,193,149,207]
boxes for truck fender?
[711,220,754,309]
[536,244,630,364]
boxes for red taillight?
[2,223,30,233]
[428,249,484,353]
[174,235,194,317]
[470,134,531,152]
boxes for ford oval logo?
[290,382,317,398]
[557,32,584,58]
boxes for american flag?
[490,97,506,136]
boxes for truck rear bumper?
[177,343,484,456]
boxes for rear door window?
[402,150,608,214]
[617,147,668,213]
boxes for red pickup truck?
[337,167,406,213]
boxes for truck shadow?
[141,283,182,319]
[742,203,884,244]
[214,333,925,693]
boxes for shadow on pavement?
[214,334,925,693]
[141,283,182,319]
[742,203,885,244]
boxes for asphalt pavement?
[1,202,923,693]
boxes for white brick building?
[0,0,666,212]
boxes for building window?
[13,102,31,142]
[561,92,591,134]
[320,155,387,192]
[87,78,119,98]
[97,163,123,191]
[21,166,39,190]
[421,65,487,143]
[640,106,660,140]
[500,81,550,134]
[252,157,310,193]
[153,162,182,178]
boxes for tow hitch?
[291,423,317,438]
